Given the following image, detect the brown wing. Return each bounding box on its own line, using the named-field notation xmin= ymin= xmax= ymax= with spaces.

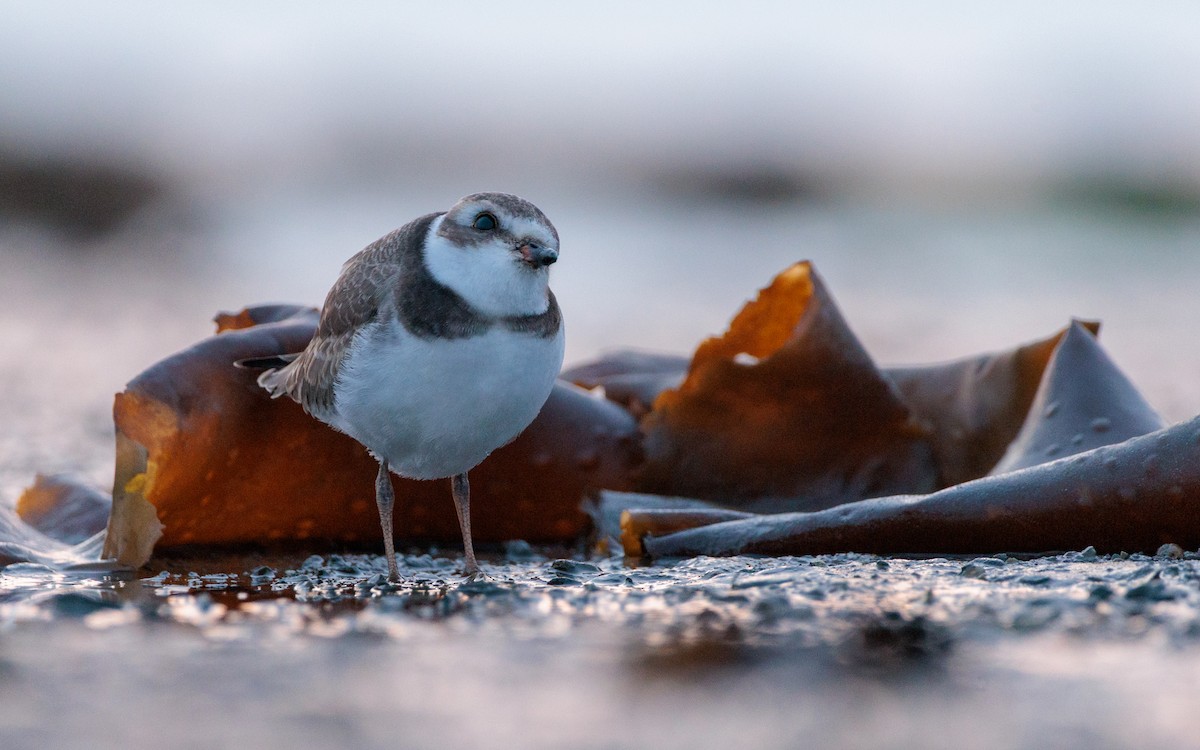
xmin=258 ymin=236 xmax=404 ymax=417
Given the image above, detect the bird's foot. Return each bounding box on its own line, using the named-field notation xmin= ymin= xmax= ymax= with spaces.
xmin=461 ymin=566 xmax=489 ymax=583
xmin=385 ymin=559 xmax=401 ymax=584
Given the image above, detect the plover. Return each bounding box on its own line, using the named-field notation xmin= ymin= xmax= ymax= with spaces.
xmin=251 ymin=193 xmax=564 ymax=581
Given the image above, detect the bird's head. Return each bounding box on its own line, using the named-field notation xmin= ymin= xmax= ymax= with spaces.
xmin=425 ymin=192 xmax=560 ymax=317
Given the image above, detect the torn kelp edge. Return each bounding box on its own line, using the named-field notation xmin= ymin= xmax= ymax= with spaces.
xmin=637 ymin=261 xmax=937 ymax=508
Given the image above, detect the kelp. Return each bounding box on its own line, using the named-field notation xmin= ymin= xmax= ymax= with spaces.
xmin=561 ymin=350 xmax=687 ymax=417
xmin=636 ymin=262 xmax=938 ymax=511
xmin=640 ymin=415 xmax=1200 ymax=558
xmin=628 ymin=321 xmax=1192 ymax=558
xmin=16 ymin=473 xmax=111 ymax=545
xmin=888 ymin=321 xmax=1101 ymax=485
xmin=568 ymin=313 xmax=1099 ymax=493
xmin=101 ymin=305 xmax=641 ymax=567
xmin=5 ymin=257 xmax=1195 ymax=570
xmin=1 ymin=474 xmax=106 ymax=567
xmin=988 ymin=321 xmax=1164 ymax=474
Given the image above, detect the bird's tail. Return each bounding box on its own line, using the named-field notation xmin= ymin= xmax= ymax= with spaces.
xmin=235 ymin=353 xmax=300 ymax=399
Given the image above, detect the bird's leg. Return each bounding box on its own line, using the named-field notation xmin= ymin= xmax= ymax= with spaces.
xmin=451 ymin=472 xmax=481 ymax=578
xmin=376 ymin=460 xmax=400 ymax=582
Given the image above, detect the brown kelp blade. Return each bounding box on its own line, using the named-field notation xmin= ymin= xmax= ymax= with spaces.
xmin=886 ymin=321 xmax=1100 ymax=486
xmin=642 ymin=416 xmax=1200 ymax=558
xmin=620 ymin=507 xmax=753 ymax=559
xmin=561 ymin=350 xmax=688 ymax=416
xmin=584 ymin=490 xmax=742 ymax=555
xmin=102 ymin=304 xmax=640 ymax=568
xmin=0 ymin=507 xmax=70 ymax=566
xmin=620 ymin=322 xmax=1172 ymax=558
xmin=568 ymin=320 xmax=1097 ymax=490
xmin=16 ymin=474 xmax=111 ymax=545
xmin=636 ymin=261 xmax=937 ymax=510
xmin=1 ymin=479 xmax=106 ymax=568
xmin=989 ymin=321 xmax=1164 ymax=474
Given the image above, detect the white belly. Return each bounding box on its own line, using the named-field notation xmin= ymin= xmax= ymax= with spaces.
xmin=330 ymin=319 xmax=564 ymax=480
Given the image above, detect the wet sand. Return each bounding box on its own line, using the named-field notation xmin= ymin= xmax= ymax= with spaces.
xmin=2 ymin=550 xmax=1199 ymax=749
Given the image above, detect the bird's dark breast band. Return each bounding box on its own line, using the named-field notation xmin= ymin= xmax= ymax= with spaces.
xmin=395 ymin=214 xmax=561 ymax=340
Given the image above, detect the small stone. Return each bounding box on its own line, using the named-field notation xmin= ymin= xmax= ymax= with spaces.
xmin=959 ymin=563 xmax=989 ymax=579
xmin=1078 ymin=546 xmax=1098 ymax=561
xmin=1019 ymin=575 xmax=1052 ymax=586
xmin=1156 ymin=543 xmax=1185 ymax=560
xmin=549 ymin=559 xmax=601 ymax=575
xmin=300 ymin=555 xmax=325 ymax=570
xmin=504 ymin=540 xmax=539 ymax=562
xmin=590 ymin=572 xmax=633 ymax=586
xmin=1125 ymin=576 xmax=1181 ymax=602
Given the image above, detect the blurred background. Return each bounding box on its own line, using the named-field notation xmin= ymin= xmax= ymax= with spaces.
xmin=2 ymin=1 xmax=1200 ymax=493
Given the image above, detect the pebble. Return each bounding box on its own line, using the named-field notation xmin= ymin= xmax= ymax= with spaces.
xmin=550 ymin=559 xmax=601 ymax=576
xmin=1125 ymin=578 xmax=1182 ymax=602
xmin=1156 ymin=543 xmax=1185 ymax=560
xmin=960 ymin=563 xmax=989 ymax=579
xmin=49 ymin=592 xmax=123 ymax=618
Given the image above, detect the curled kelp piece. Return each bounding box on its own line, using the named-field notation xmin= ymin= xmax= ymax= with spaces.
xmin=621 ymin=508 xmax=753 ymax=559
xmin=886 ymin=321 xmax=1100 ymax=486
xmin=989 ymin=321 xmax=1164 ymax=474
xmin=585 ymin=490 xmax=730 ymax=553
xmin=561 ymin=350 xmax=688 ymax=416
xmin=16 ymin=474 xmax=111 ymax=545
xmin=637 ymin=261 xmax=936 ymax=510
xmin=102 ymin=305 xmax=640 ymax=568
xmin=642 ymin=416 xmax=1200 ymax=559
xmin=0 ymin=502 xmax=105 ymax=568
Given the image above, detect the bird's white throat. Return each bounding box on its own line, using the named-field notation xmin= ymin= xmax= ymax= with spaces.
xmin=423 ymin=216 xmax=551 ymax=318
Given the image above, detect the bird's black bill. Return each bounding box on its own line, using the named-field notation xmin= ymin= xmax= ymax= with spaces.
xmin=519 ymin=243 xmax=558 ymax=268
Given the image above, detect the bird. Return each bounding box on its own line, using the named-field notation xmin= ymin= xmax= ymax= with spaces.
xmin=249 ymin=193 xmax=564 ymax=582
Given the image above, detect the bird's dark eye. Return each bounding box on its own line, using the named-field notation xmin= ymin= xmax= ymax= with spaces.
xmin=472 ymin=212 xmax=498 ymax=231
